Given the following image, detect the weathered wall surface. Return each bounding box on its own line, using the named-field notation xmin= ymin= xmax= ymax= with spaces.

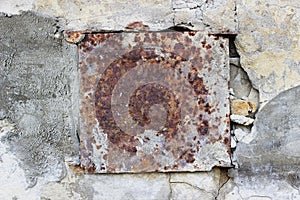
xmin=0 ymin=0 xmax=299 ymax=199
xmin=236 ymin=0 xmax=300 ymax=103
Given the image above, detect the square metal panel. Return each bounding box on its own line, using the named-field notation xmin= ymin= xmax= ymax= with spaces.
xmin=77 ymin=32 xmax=231 ymax=173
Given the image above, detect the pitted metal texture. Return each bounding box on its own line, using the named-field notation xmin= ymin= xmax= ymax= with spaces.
xmin=76 ymin=31 xmax=231 ymax=173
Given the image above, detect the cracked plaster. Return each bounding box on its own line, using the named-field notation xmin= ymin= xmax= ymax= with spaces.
xmin=0 ymin=0 xmax=300 ymax=199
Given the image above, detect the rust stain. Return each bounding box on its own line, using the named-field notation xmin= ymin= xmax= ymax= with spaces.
xmin=64 ymin=31 xmax=86 ymax=44
xmin=77 ymin=32 xmax=231 ymax=173
xmin=68 ymin=164 xmax=85 ymax=174
xmin=125 ymin=21 xmax=150 ymax=31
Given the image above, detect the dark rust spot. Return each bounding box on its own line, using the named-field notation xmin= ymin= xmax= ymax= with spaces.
xmin=186 ymin=153 xmax=195 ymax=163
xmin=223 ymin=137 xmax=229 ymax=145
xmin=180 ymin=150 xmax=196 ymax=163
xmin=206 ymin=44 xmax=212 ymax=49
xmin=186 ymin=67 xmax=208 ymax=96
xmin=173 ymin=163 xmax=179 ymax=169
xmin=214 ymin=35 xmax=220 ymax=40
xmin=64 ymin=31 xmax=85 ymax=44
xmin=188 ymin=32 xmax=196 ymax=36
xmin=201 ymin=39 xmax=206 ymax=48
xmin=79 ymin=33 xmax=116 ymax=53
xmin=129 ymin=83 xmax=181 ymax=141
xmin=68 ymin=164 xmax=85 ymax=174
xmin=125 ymin=21 xmax=150 ymax=31
xmin=87 ymin=163 xmax=96 ymax=173
xmin=197 ymin=119 xmax=209 ymax=136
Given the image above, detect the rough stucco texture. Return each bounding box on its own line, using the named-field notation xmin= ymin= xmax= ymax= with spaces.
xmin=0 ymin=0 xmax=300 ymax=199
xmin=0 ymin=0 xmax=237 ymax=32
xmin=0 ymin=12 xmax=79 ymax=187
xmin=236 ymin=0 xmax=300 ymax=103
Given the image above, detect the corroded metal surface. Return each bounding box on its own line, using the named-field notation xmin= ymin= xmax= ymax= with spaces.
xmin=64 ymin=31 xmax=86 ymax=44
xmin=78 ymin=32 xmax=231 ymax=173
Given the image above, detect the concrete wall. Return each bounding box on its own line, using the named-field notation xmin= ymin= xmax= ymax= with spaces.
xmin=0 ymin=0 xmax=299 ymax=199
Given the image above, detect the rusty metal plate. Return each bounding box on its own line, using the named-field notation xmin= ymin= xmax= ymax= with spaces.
xmin=77 ymin=32 xmax=231 ymax=173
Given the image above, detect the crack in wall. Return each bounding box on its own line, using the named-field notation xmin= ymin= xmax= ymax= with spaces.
xmin=234 ymin=0 xmax=239 ymax=31
xmin=0 ymin=2 xmax=300 ymax=199
xmin=215 ymin=175 xmax=230 ymax=200
xmin=171 ymin=0 xmax=204 ymax=28
xmin=170 ymin=181 xmax=215 ymax=195
xmin=228 ymin=36 xmax=260 ymax=168
xmin=168 ymin=173 xmax=173 ymax=200
xmin=168 ymin=169 xmax=232 ymax=200
xmin=171 ymin=0 xmax=206 ymax=10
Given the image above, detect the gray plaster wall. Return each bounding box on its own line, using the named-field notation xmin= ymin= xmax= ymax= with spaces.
xmin=0 ymin=12 xmax=79 ymax=187
xmin=0 ymin=0 xmax=300 ymax=199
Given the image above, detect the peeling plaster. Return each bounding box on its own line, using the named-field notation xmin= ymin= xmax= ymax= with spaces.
xmin=0 ymin=0 xmax=300 ymax=199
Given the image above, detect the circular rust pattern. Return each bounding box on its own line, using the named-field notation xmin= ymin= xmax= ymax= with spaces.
xmin=95 ymin=47 xmax=209 ymax=153
xmin=129 ymin=83 xmax=180 ymax=141
xmin=77 ymin=32 xmax=233 ymax=173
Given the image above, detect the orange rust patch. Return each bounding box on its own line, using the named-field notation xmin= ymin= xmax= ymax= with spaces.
xmin=68 ymin=163 xmax=85 ymax=174
xmin=64 ymin=31 xmax=86 ymax=44
xmin=125 ymin=21 xmax=150 ymax=31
